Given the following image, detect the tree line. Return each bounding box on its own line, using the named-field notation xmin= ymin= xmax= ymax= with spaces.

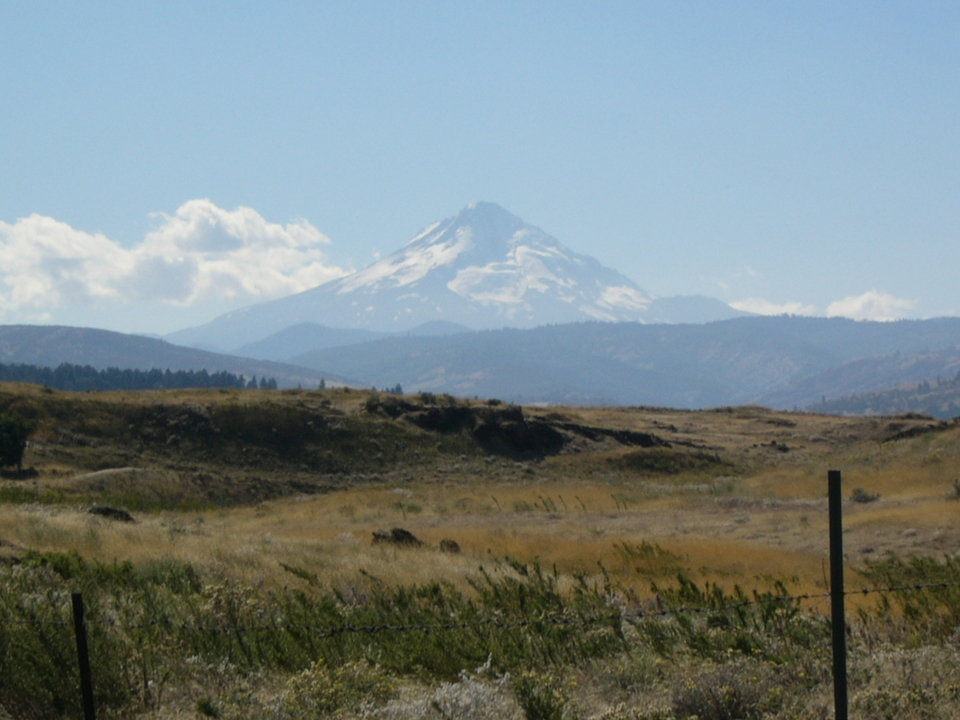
xmin=809 ymin=369 xmax=960 ymax=419
xmin=0 ymin=362 xmax=278 ymax=392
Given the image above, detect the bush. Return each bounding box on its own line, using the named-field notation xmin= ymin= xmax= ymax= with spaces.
xmin=0 ymin=413 xmax=33 ymax=469
xmin=859 ymin=554 xmax=960 ymax=638
xmin=512 ymin=671 xmax=569 ymax=720
xmin=639 ymin=575 xmax=827 ymax=662
xmin=670 ymin=661 xmax=781 ymax=720
xmin=280 ymin=659 xmax=397 ymax=718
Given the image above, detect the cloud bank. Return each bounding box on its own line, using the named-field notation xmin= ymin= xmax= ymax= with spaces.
xmin=826 ymin=290 xmax=918 ymax=322
xmin=729 ymin=298 xmax=816 ymax=316
xmin=0 ymin=200 xmax=346 ymax=329
xmin=732 ymin=291 xmax=918 ymax=322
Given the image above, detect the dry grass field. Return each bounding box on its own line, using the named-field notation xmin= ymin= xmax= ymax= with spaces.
xmin=1 ymin=382 xmax=958 ymax=719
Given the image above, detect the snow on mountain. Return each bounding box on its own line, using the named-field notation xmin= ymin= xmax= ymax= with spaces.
xmin=167 ymin=202 xmax=743 ymax=352
xmin=322 ymin=201 xmax=655 ymax=324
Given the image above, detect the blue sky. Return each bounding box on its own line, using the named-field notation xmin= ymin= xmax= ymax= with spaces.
xmin=1 ymin=1 xmax=958 ymax=333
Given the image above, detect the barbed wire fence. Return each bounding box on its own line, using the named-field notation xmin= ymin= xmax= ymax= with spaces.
xmin=23 ymin=574 xmax=960 ymax=720
xmin=10 ymin=578 xmax=960 ymax=634
xmin=7 ymin=470 xmax=960 ymax=720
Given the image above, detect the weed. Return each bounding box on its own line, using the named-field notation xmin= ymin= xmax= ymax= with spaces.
xmin=857 ymin=554 xmax=960 ymax=639
xmin=670 ymin=660 xmax=780 ymax=720
xmin=280 ymin=658 xmax=397 ymax=718
xmin=638 ymin=575 xmax=826 ymax=662
xmin=513 ymin=671 xmax=570 ymax=720
xmin=612 ymin=540 xmax=685 ymax=578
xmin=196 ymin=696 xmax=221 ymax=717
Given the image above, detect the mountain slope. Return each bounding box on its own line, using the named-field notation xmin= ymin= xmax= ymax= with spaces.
xmin=762 ymin=347 xmax=960 ymax=412
xmin=0 ymin=325 xmax=347 ymax=388
xmin=806 ymin=365 xmax=960 ymax=419
xmin=290 ymin=316 xmax=960 ymax=408
xmin=167 ymin=202 xmax=745 ymax=351
xmin=233 ymin=321 xmax=474 ymax=362
xmin=234 ymin=323 xmax=392 ymax=362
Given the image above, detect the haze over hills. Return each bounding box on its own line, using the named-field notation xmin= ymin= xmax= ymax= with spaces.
xmin=0 ymin=325 xmax=349 ymax=389
xmin=5 ymin=204 xmax=959 ymax=413
xmin=765 ymin=347 xmax=960 ymax=417
xmin=233 ymin=321 xmax=472 ymax=363
xmin=806 ymin=364 xmax=960 ymax=418
xmin=286 ymin=316 xmax=960 ymax=410
xmin=5 ymin=316 xmax=960 ymax=414
xmin=167 ymin=202 xmax=747 ymax=353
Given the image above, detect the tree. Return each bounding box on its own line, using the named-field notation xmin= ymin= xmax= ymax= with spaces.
xmin=0 ymin=414 xmax=34 ymax=471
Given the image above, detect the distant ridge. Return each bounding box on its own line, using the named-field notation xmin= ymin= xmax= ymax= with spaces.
xmin=285 ymin=316 xmax=960 ymax=409
xmin=0 ymin=325 xmax=349 ymax=389
xmin=233 ymin=321 xmax=474 ymax=362
xmin=234 ymin=323 xmax=391 ymax=362
xmin=8 ymin=317 xmax=960 ymax=412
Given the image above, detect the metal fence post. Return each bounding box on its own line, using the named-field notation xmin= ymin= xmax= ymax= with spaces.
xmin=71 ymin=592 xmax=97 ymax=720
xmin=828 ymin=470 xmax=848 ymax=720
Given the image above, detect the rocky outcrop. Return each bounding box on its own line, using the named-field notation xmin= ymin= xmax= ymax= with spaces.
xmin=372 ymin=527 xmax=423 ymax=547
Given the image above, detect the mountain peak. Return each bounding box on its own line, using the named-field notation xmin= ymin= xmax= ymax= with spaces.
xmin=167 ymin=203 xmax=745 ymax=347
xmin=433 ymin=201 xmax=528 ymax=247
xmin=322 ymin=202 xmax=656 ymax=326
xmin=460 ymin=200 xmax=517 ymax=217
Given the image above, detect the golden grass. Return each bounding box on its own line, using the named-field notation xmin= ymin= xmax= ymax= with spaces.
xmin=845 ymin=499 xmax=960 ymax=532
xmin=2 ymin=383 xmax=958 ymax=604
xmin=8 ymin=475 xmax=950 ymax=603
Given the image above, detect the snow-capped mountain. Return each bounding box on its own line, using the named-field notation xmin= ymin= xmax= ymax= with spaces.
xmin=168 ymin=202 xmax=744 ymax=352
xmin=326 ymin=201 xmax=655 ymax=326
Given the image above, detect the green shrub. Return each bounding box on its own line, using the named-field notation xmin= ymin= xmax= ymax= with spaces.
xmin=280 ymin=658 xmax=397 ymax=718
xmin=0 ymin=412 xmax=33 ymax=469
xmin=638 ymin=575 xmax=827 ymax=662
xmin=513 ymin=670 xmax=570 ymax=720
xmin=858 ymin=554 xmax=960 ymax=639
xmin=670 ymin=661 xmax=781 ymax=720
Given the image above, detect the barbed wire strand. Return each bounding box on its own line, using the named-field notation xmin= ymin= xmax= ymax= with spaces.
xmin=4 ymin=578 xmax=956 ymax=634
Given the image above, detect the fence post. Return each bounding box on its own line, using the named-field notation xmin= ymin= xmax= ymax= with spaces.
xmin=71 ymin=592 xmax=97 ymax=720
xmin=828 ymin=470 xmax=848 ymax=720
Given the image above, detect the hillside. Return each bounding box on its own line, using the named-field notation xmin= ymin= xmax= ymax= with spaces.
xmin=808 ymin=369 xmax=960 ymax=418
xmin=290 ymin=316 xmax=960 ymax=408
xmin=9 ymin=317 xmax=960 ymax=413
xmin=232 ymin=321 xmax=472 ymax=362
xmin=2 ymin=379 xmax=956 ymax=513
xmin=0 ymin=324 xmax=350 ymax=389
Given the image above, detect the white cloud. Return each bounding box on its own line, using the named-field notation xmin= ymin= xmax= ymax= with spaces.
xmin=0 ymin=200 xmax=346 ymax=327
xmin=0 ymin=214 xmax=131 ymax=315
xmin=826 ymin=290 xmax=917 ymax=322
xmin=137 ymin=199 xmax=344 ymax=304
xmin=729 ymin=298 xmax=816 ymax=316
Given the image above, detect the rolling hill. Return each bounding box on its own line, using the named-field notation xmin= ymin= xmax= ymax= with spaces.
xmin=0 ymin=325 xmax=348 ymax=389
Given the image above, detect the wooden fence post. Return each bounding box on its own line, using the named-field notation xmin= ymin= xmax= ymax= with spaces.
xmin=71 ymin=592 xmax=97 ymax=720
xmin=828 ymin=470 xmax=848 ymax=720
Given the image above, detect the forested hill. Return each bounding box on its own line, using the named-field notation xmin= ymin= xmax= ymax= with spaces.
xmin=807 ymin=371 xmax=960 ymax=419
xmin=0 ymin=325 xmax=344 ymax=389
xmin=0 ymin=362 xmax=278 ymax=392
